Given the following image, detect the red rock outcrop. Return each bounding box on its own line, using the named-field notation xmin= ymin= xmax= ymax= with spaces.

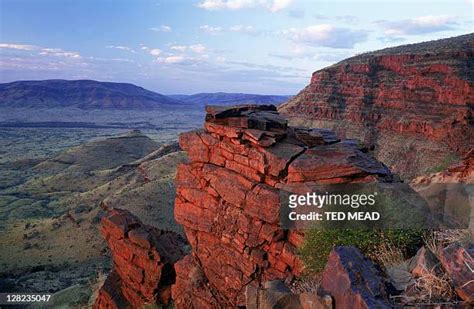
xmin=438 ymin=243 xmax=474 ymax=303
xmin=280 ymin=34 xmax=474 ymax=179
xmin=319 ymin=246 xmax=391 ymax=308
xmin=94 ymin=208 xmax=187 ymax=308
xmin=172 ymin=104 xmax=394 ymax=307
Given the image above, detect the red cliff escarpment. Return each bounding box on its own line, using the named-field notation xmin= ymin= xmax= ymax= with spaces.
xmin=172 ymin=104 xmax=393 ymax=307
xmin=279 ymin=34 xmax=474 ymax=179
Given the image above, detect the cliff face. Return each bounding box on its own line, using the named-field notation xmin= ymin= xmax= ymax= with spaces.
xmin=280 ymin=34 xmax=474 ymax=179
xmin=172 ymin=105 xmax=393 ymax=307
xmin=94 ymin=105 xmax=396 ymax=308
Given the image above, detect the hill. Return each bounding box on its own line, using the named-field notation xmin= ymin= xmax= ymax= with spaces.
xmin=169 ymin=92 xmax=292 ymax=105
xmin=0 ymin=80 xmax=186 ymax=109
xmin=280 ymin=33 xmax=474 ymax=179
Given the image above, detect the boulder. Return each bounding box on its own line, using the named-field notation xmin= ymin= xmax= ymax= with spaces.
xmin=409 ymin=246 xmax=440 ymax=277
xmin=287 ymin=143 xmax=392 ymax=183
xmin=319 ymin=246 xmax=391 ymax=308
xmin=438 ymin=243 xmax=474 ymax=302
xmin=245 ymin=280 xmax=332 ymax=309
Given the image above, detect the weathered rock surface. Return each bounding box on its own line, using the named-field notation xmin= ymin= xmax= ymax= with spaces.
xmin=173 ymin=105 xmax=394 ymax=307
xmin=94 ymin=208 xmax=187 ymax=308
xmin=245 ymin=280 xmax=332 ymax=309
xmin=409 ymin=246 xmax=440 ymax=278
xmin=319 ymin=246 xmax=391 ymax=308
xmin=438 ymin=243 xmax=474 ymax=302
xmin=280 ymin=34 xmax=474 ymax=179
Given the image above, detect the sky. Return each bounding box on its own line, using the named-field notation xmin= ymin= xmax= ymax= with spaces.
xmin=0 ymin=0 xmax=472 ymax=95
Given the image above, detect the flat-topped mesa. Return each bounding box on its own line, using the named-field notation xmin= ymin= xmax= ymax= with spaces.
xmin=173 ymin=105 xmax=394 ymax=308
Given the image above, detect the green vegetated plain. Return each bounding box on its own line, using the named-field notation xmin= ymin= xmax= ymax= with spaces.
xmin=0 ymin=107 xmax=202 ymax=305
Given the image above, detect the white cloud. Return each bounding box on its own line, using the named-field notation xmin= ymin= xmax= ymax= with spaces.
xmin=156 ymin=55 xmax=198 ymax=65
xmin=36 ymin=47 xmax=80 ymax=58
xmin=170 ymin=45 xmax=188 ymax=52
xmin=200 ymin=25 xmax=223 ymax=35
xmin=106 ymin=45 xmax=136 ymax=53
xmin=169 ymin=44 xmax=206 ymax=53
xmin=0 ymin=43 xmax=82 ymax=58
xmin=229 ymin=25 xmax=259 ymax=35
xmin=198 ymin=0 xmax=253 ymax=10
xmin=39 ymin=50 xmax=81 ymax=58
xmin=378 ymin=15 xmax=457 ymax=35
xmin=149 ymin=25 xmax=172 ymax=32
xmin=189 ymin=44 xmax=206 ymax=53
xmin=162 ymin=56 xmax=186 ymax=64
xmin=197 ymin=0 xmax=292 ymax=12
xmin=268 ymin=0 xmax=292 ymax=12
xmin=200 ymin=25 xmax=260 ymax=36
xmin=149 ymin=48 xmax=162 ymax=56
xmin=0 ymin=43 xmax=38 ymax=51
xmin=283 ymin=24 xmax=368 ymax=48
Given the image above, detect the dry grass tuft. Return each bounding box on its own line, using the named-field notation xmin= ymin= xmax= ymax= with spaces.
xmin=373 ymin=241 xmax=405 ymax=268
xmin=424 ymin=230 xmax=472 ymax=255
xmin=290 ymin=274 xmax=321 ymax=294
xmin=410 ymin=267 xmax=456 ymax=302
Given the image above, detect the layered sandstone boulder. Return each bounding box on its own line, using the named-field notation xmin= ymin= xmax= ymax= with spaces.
xmin=280 ymin=34 xmax=474 ymax=179
xmin=94 ymin=208 xmax=187 ymax=308
xmin=173 ymin=104 xmax=394 ymax=307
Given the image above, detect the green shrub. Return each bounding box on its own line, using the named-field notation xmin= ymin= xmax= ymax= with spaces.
xmin=427 ymin=154 xmax=458 ymax=174
xmin=299 ymin=229 xmax=425 ymax=273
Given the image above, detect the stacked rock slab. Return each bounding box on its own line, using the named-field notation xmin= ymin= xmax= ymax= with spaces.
xmin=94 ymin=208 xmax=187 ymax=308
xmin=173 ymin=104 xmax=393 ymax=307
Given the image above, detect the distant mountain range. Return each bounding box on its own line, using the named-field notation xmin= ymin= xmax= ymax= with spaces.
xmin=0 ymin=80 xmax=292 ymax=109
xmin=0 ymin=80 xmax=186 ymax=109
xmin=169 ymin=93 xmax=292 ymax=105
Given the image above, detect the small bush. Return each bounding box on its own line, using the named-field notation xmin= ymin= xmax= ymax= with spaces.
xmin=426 ymin=154 xmax=458 ymax=174
xmin=299 ymin=229 xmax=425 ymax=273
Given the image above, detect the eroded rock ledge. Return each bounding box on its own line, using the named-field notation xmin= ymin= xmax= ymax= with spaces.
xmin=93 ymin=208 xmax=187 ymax=308
xmin=172 ymin=104 xmax=393 ymax=307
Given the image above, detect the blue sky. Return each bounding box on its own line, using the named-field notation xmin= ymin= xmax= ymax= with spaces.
xmin=0 ymin=0 xmax=472 ymax=94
